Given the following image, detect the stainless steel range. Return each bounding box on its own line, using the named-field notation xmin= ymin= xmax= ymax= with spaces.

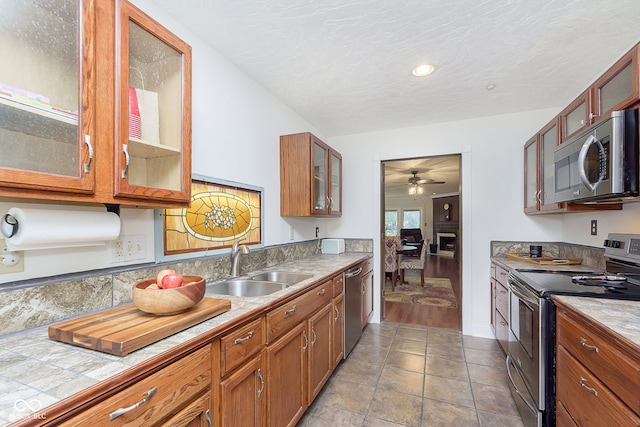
xmin=507 ymin=233 xmax=640 ymax=427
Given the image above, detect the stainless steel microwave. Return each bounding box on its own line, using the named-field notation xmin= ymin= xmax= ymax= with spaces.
xmin=553 ymin=109 xmax=639 ymax=204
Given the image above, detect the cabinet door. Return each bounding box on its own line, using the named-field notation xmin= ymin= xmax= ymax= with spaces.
xmin=538 ymin=118 xmax=564 ymax=212
xmin=523 ymin=135 xmax=539 ymax=213
xmin=332 ymin=293 xmax=345 ymax=368
xmin=0 ymin=0 xmax=96 ymax=194
xmin=329 ymin=150 xmax=342 ymax=216
xmin=115 ymin=0 xmax=191 ymax=204
xmin=267 ymin=322 xmax=307 ymax=427
xmin=220 ymin=354 xmax=265 ymax=427
xmin=560 ymin=90 xmax=590 ymax=142
xmin=308 ymin=304 xmax=332 ymax=402
xmin=311 ymin=136 xmax=329 ymax=215
xmin=361 ymin=269 xmax=374 ymax=328
xmin=161 ymin=392 xmax=212 ymax=427
xmin=592 ymin=44 xmax=640 ymax=119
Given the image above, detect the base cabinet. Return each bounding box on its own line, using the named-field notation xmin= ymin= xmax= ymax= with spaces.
xmin=219 ymin=354 xmax=265 ymax=427
xmin=361 ymin=258 xmax=374 ymax=328
xmin=332 ymin=293 xmax=345 ymax=368
xmin=308 ymin=304 xmax=333 ymax=402
xmin=267 ymin=322 xmax=307 ymax=427
xmin=490 ymin=262 xmax=509 ymax=354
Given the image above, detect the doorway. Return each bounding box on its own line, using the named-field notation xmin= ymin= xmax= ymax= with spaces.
xmin=381 ymin=155 xmax=462 ymax=330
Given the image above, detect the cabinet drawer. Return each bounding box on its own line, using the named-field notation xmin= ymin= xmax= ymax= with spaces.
xmin=557 ymin=345 xmax=640 ymax=426
xmin=220 ymin=317 xmax=264 ymax=377
xmin=557 ymin=310 xmax=640 ymax=411
xmin=495 ymin=310 xmax=508 ymax=354
xmin=267 ymin=281 xmax=332 ymax=343
xmin=332 ymin=273 xmax=344 ymax=298
xmin=362 ymin=258 xmax=373 ymax=274
xmin=556 ymin=401 xmax=579 ymax=427
xmin=495 ymin=265 xmax=509 ymax=288
xmin=495 ymin=281 xmax=509 ymax=320
xmin=61 ymin=346 xmax=211 ymax=426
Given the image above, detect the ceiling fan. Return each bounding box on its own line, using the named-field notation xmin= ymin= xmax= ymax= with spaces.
xmin=406 ymin=170 xmax=445 ymax=186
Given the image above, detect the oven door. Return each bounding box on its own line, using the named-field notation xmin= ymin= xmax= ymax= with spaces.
xmin=508 ymin=282 xmax=541 ymax=407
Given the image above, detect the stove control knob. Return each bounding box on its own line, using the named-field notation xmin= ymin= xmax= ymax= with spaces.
xmin=613 ymin=240 xmax=623 ymax=249
xmin=604 ymin=239 xmax=612 ymax=247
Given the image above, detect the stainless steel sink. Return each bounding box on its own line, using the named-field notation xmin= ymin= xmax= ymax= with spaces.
xmin=208 ymin=279 xmax=287 ymax=297
xmin=249 ymin=271 xmax=313 ymax=285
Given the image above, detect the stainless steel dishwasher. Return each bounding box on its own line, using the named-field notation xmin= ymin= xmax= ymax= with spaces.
xmin=344 ymin=263 xmax=363 ymax=358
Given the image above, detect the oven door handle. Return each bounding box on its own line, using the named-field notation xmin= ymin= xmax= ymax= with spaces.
xmin=506 ymin=354 xmax=538 ymax=416
xmin=509 ymin=285 xmax=539 ymax=310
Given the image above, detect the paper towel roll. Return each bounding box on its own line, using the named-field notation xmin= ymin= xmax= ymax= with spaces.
xmin=3 ymin=207 xmax=121 ymax=251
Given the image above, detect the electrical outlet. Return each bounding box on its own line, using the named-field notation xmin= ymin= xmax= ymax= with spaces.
xmin=590 ymin=219 xmax=598 ymax=236
xmin=124 ymin=236 xmax=135 ymax=261
xmin=112 ymin=237 xmax=124 ymax=262
xmin=132 ymin=235 xmax=145 ymax=260
xmin=289 ymin=226 xmax=294 ymax=240
xmin=0 ymin=239 xmax=24 ymax=274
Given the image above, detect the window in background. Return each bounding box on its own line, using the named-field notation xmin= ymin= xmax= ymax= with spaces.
xmin=402 ymin=210 xmax=421 ymax=229
xmin=385 ymin=210 xmax=398 ymax=236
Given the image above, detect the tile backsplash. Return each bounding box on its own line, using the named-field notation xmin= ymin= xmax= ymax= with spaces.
xmin=0 ymin=238 xmax=372 ymax=336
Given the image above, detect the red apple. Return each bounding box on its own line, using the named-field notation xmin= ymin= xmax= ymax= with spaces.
xmin=161 ymin=273 xmax=184 ymax=289
xmin=156 ymin=269 xmax=176 ymax=287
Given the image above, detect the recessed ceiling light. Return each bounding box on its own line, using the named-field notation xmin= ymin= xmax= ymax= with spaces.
xmin=412 ymin=64 xmax=435 ymax=77
xmin=486 ymin=83 xmax=496 ymax=91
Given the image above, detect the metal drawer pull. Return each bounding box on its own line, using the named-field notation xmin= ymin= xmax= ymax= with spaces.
xmin=579 ymin=376 xmax=598 ymax=396
xmin=317 ymin=289 xmax=326 ymax=296
xmin=302 ymin=331 xmax=308 ymax=352
xmin=285 ymin=305 xmax=297 ymax=315
xmin=257 ymin=368 xmax=265 ymax=398
xmin=311 ymin=327 xmax=317 ymax=346
xmin=121 ymin=144 xmax=130 ymax=179
xmin=580 ymin=337 xmax=599 ymax=352
xmin=233 ymin=330 xmax=254 ymax=345
xmin=334 ymin=306 xmax=339 ymax=321
xmin=83 ymin=135 xmax=93 ymax=173
xmin=109 ymin=387 xmax=157 ymax=420
xmin=206 ymin=409 xmax=213 ymax=427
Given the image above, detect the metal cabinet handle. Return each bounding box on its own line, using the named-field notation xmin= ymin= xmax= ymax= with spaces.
xmin=579 ymin=376 xmax=598 ymax=396
xmin=257 ymin=368 xmax=265 ymax=398
xmin=580 ymin=337 xmax=599 ymax=352
xmin=83 ymin=135 xmax=93 ymax=173
xmin=206 ymin=409 xmax=213 ymax=427
xmin=334 ymin=306 xmax=339 ymax=321
xmin=109 ymin=387 xmax=157 ymax=420
xmin=234 ymin=331 xmax=254 ymax=345
xmin=499 ymin=320 xmax=507 ymax=326
xmin=285 ymin=305 xmax=297 ymax=315
xmin=121 ymin=144 xmax=130 ymax=179
xmin=317 ymin=288 xmax=326 ymax=296
xmin=302 ymin=331 xmax=308 ymax=352
xmin=311 ymin=327 xmax=317 ymax=346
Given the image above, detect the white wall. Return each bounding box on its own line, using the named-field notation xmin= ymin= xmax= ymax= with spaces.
xmin=327 ymin=109 xmax=566 ymax=337
xmin=0 ymin=1 xmax=324 ymax=283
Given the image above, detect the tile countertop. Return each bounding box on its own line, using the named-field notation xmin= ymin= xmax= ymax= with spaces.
xmin=491 ymin=256 xmax=600 ymax=273
xmin=0 ymin=252 xmax=370 ymax=425
xmin=553 ymin=295 xmax=640 ymax=349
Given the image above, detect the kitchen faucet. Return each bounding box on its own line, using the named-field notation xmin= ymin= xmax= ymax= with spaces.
xmin=230 ymin=238 xmax=250 ymax=277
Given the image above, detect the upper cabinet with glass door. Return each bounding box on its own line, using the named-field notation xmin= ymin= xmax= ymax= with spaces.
xmin=115 ymin=0 xmax=192 ymax=204
xmin=280 ymin=132 xmax=342 ymax=217
xmin=0 ymin=0 xmax=95 ymax=194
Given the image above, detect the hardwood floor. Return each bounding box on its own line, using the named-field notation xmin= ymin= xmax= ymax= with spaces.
xmin=383 ymin=254 xmax=461 ymax=330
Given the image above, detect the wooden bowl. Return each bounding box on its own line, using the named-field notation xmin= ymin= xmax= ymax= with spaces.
xmin=132 ymin=275 xmax=206 ymax=315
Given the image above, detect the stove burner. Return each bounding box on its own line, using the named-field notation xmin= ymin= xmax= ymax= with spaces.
xmin=571 ymin=277 xmax=628 ymax=290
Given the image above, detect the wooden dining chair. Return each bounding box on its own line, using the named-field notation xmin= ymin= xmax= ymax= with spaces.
xmin=384 ymin=236 xmax=399 ymax=290
xmin=398 ymin=242 xmax=427 ymax=286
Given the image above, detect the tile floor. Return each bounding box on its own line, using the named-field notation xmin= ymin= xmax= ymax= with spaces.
xmin=298 ymin=322 xmax=525 ymax=426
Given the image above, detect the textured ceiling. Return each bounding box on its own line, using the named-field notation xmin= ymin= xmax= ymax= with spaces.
xmin=384 ymin=156 xmax=460 ymax=197
xmin=148 ymin=0 xmax=640 ymax=137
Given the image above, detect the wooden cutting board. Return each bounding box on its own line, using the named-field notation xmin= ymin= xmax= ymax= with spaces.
xmin=506 ymin=252 xmax=582 ymax=265
xmin=48 ymin=297 xmax=231 ymax=356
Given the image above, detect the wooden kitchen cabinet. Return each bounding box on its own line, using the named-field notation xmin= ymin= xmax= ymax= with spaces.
xmin=332 ymin=272 xmax=345 ymax=368
xmin=560 ymin=89 xmax=591 ymax=142
xmin=59 ymin=345 xmax=212 ymax=426
xmin=361 ymin=257 xmax=374 ymax=328
xmin=556 ymin=304 xmax=640 ymax=426
xmin=308 ymin=304 xmax=333 ymax=402
xmin=280 ymin=132 xmax=342 ymax=217
xmin=0 ymin=0 xmax=192 ymax=208
xmin=219 ymin=354 xmax=265 ymax=427
xmin=490 ymin=262 xmax=509 ymax=354
xmin=267 ymin=322 xmax=307 ymax=427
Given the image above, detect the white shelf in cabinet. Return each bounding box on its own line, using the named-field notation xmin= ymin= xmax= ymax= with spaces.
xmin=128 ymin=137 xmax=181 ymax=158
xmin=0 ymin=96 xmax=77 ymax=142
